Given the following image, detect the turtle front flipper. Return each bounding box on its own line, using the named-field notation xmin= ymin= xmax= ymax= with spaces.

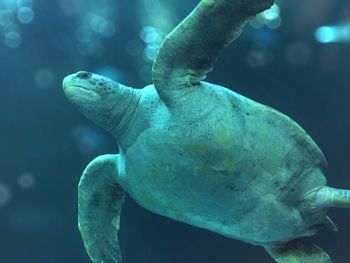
xmin=152 ymin=0 xmax=274 ymax=103
xmin=78 ymin=154 xmax=125 ymax=263
xmin=264 ymin=239 xmax=332 ymax=263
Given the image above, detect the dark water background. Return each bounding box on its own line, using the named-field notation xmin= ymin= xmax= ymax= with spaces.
xmin=1 ymin=0 xmax=350 ymax=262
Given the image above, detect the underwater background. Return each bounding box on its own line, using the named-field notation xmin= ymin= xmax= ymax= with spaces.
xmin=1 ymin=0 xmax=350 ymax=262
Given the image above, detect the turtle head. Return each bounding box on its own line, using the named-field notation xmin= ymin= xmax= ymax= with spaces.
xmin=63 ymin=71 xmax=137 ymax=134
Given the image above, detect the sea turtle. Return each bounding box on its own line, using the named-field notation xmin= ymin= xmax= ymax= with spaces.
xmin=63 ymin=0 xmax=350 ymax=262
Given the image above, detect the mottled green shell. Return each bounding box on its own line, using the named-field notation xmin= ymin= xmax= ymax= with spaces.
xmin=118 ymin=82 xmax=327 ymax=244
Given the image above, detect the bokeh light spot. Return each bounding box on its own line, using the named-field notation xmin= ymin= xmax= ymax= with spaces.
xmin=315 ymin=27 xmax=337 ymax=43
xmin=34 ymin=68 xmax=56 ymax=89
xmin=266 ymin=17 xmax=281 ymax=30
xmin=72 ymin=125 xmax=108 ymax=155
xmin=143 ymin=43 xmax=159 ymax=62
xmin=0 ymin=183 xmax=11 ymax=207
xmin=89 ymin=14 xmax=105 ymax=33
xmin=250 ymin=4 xmax=281 ymax=30
xmin=99 ymin=20 xmax=116 ymax=38
xmin=18 ymin=173 xmax=36 ymax=189
xmin=4 ymin=30 xmax=22 ymax=48
xmin=140 ymin=26 xmax=161 ymax=44
xmin=246 ymin=44 xmax=273 ymax=68
xmin=285 ymin=42 xmax=311 ymax=67
xmin=0 ymin=10 xmax=14 ymax=26
xmin=16 ymin=0 xmax=33 ymax=8
xmin=17 ymin=6 xmax=34 ymax=24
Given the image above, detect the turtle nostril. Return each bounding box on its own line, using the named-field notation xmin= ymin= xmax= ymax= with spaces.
xmin=77 ymin=71 xmax=93 ymax=79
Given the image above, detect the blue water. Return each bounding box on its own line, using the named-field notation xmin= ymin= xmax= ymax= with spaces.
xmin=1 ymin=0 xmax=350 ymax=262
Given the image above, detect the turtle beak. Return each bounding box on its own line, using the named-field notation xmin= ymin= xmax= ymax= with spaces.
xmin=62 ymin=72 xmax=99 ymax=103
xmin=63 ymin=71 xmax=96 ymax=93
xmin=63 ymin=73 xmax=78 ymax=92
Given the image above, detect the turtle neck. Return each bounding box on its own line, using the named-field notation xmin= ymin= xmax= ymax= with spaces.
xmin=107 ymin=85 xmax=141 ymax=139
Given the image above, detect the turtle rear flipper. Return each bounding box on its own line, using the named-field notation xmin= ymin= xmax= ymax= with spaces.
xmin=264 ymin=239 xmax=332 ymax=263
xmin=302 ymin=186 xmax=350 ymax=211
xmin=152 ymin=0 xmax=274 ymax=104
xmin=78 ymin=154 xmax=125 ymax=263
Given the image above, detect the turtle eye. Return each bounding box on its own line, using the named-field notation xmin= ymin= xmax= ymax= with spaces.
xmin=77 ymin=71 xmax=93 ymax=79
